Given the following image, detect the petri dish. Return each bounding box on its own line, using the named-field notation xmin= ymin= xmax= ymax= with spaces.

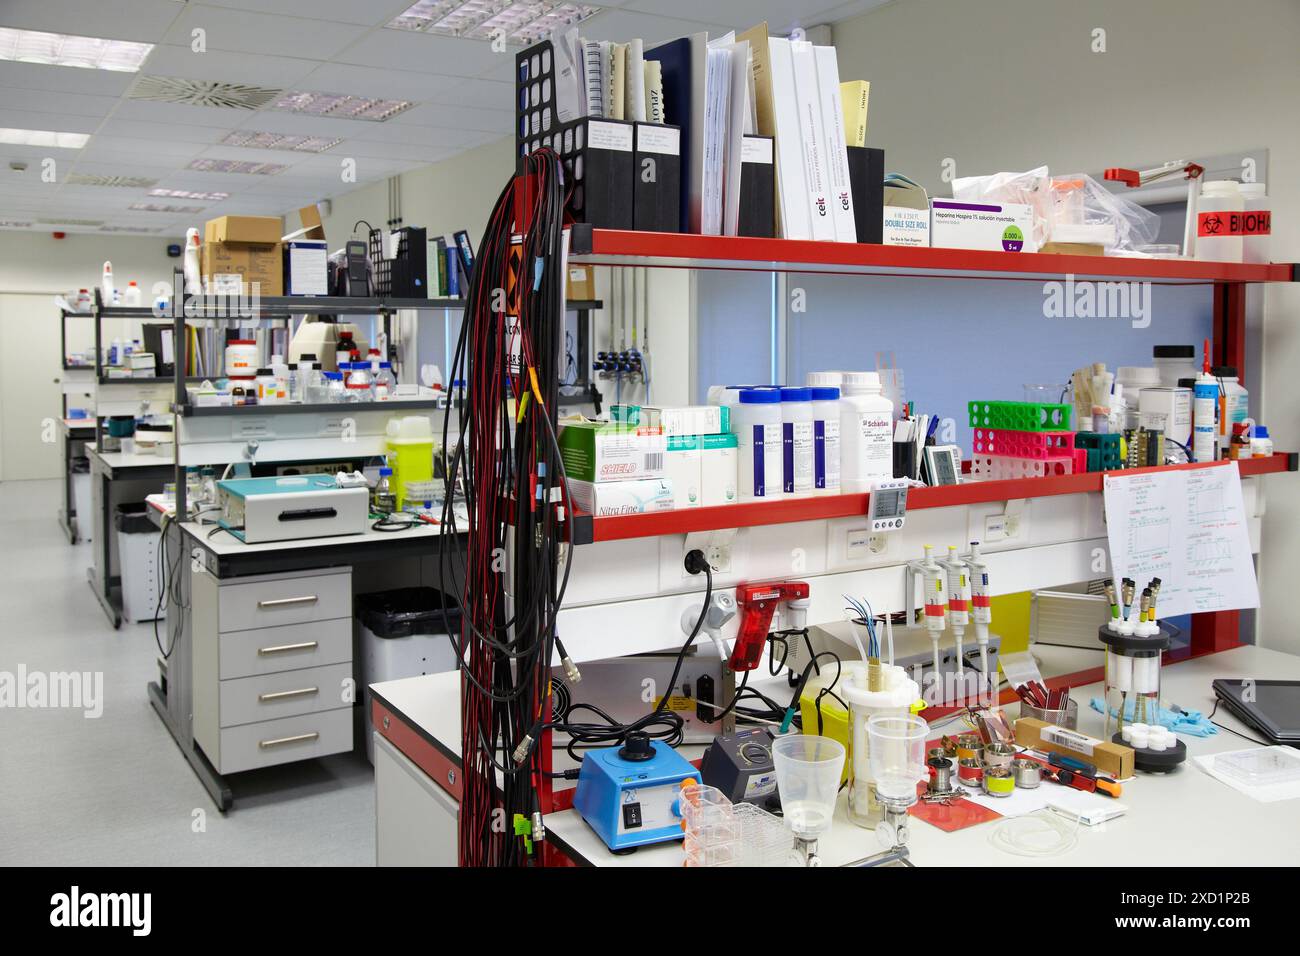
xmin=1215 ymin=747 xmax=1300 ymax=787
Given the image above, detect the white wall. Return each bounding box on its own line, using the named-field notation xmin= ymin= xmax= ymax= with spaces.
xmin=833 ymin=0 xmax=1300 ymax=650
xmin=0 ymin=230 xmax=181 ymax=295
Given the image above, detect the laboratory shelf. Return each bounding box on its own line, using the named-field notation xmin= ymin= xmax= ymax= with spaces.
xmin=568 ymin=226 xmax=1299 ymax=284
xmin=574 ymin=453 xmax=1297 ymax=544
xmin=98 ymin=295 xmax=466 ymax=320
xmin=176 ymin=399 xmax=443 ymax=417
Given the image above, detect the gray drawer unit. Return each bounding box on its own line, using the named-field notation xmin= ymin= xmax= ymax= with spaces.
xmin=216 ymin=567 xmax=352 ymax=633
xmin=219 ymin=618 xmax=352 ymax=680
xmin=218 ymin=662 xmax=355 ymax=728
xmin=215 ymin=708 xmax=354 ymax=775
xmin=193 ymin=566 xmax=354 ymax=775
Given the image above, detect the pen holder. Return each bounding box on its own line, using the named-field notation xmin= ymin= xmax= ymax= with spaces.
xmin=1018 ymin=698 xmax=1079 ymax=730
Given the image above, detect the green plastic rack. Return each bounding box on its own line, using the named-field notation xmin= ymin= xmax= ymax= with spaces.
xmin=968 ymin=401 xmax=1072 ymax=432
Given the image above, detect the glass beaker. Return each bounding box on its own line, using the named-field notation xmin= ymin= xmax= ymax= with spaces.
xmin=865 ymin=714 xmax=928 ymax=808
xmin=771 ymin=735 xmax=845 ymax=841
xmin=1024 ymin=384 xmax=1069 ymax=405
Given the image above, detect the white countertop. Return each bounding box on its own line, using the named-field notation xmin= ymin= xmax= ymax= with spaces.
xmin=87 ymin=445 xmax=174 ymax=470
xmin=179 ymin=514 xmax=445 ymax=555
xmin=375 ymin=644 xmax=1300 ymax=867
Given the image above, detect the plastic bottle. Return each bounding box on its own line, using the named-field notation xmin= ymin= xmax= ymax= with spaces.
xmin=255 ymin=367 xmax=278 ymax=405
xmin=225 ymin=339 xmax=258 ymax=380
xmin=732 ymin=388 xmax=784 ymax=501
xmin=101 ymin=261 xmax=115 ymax=304
xmin=1212 ymin=366 xmax=1248 ymax=450
xmin=345 ymin=362 xmax=372 ymax=402
xmin=335 ymin=330 xmax=357 ymax=371
xmin=324 ymin=371 xmax=346 ymax=403
xmin=183 ymin=227 xmax=202 ymax=293
xmin=780 ymin=386 xmax=814 ymax=497
xmin=809 ymin=386 xmax=841 ymax=495
xmin=270 ymin=354 xmax=290 ymax=402
xmin=123 ymin=281 xmax=141 ymax=307
xmin=76 ymin=289 xmax=91 ymax=311
xmin=372 ymin=467 xmax=396 ymax=515
xmin=1238 ymin=182 xmax=1271 ymax=265
xmin=373 ymin=362 xmax=396 ymax=401
xmin=290 ymin=353 xmax=316 ymax=403
xmin=1153 ymin=345 xmax=1197 ymax=387
xmin=1195 ymin=180 xmax=1244 ymax=263
xmin=305 ymin=362 xmax=327 ymax=403
xmin=839 ymin=371 xmax=894 ymax=491
xmin=1192 ymin=343 xmax=1218 ymax=464
xmin=1252 ymin=425 xmax=1273 ymax=459
xmin=109 ymin=336 xmax=122 ymax=366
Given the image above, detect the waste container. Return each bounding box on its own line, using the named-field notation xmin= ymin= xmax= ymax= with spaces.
xmin=114 ymin=502 xmax=166 ymax=623
xmin=356 ymin=587 xmax=462 ymax=763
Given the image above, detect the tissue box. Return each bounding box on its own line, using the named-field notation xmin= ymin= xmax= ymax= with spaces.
xmin=568 ymin=478 xmax=675 ymax=516
xmin=558 ymin=421 xmax=666 ymax=483
xmin=930 ymin=200 xmax=1038 ymax=253
xmin=638 ymin=404 xmax=728 ymax=436
xmin=700 ymin=433 xmax=738 ymax=506
xmin=664 ymin=435 xmax=702 ymax=508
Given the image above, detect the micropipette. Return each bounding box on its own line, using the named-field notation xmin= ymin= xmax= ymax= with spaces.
xmin=944 ymin=546 xmax=971 ymax=697
xmin=966 ymin=542 xmax=993 ymax=700
xmin=921 ymin=546 xmax=948 ymax=690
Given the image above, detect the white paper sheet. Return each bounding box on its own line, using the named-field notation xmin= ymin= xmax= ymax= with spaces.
xmin=1194 ymin=747 xmax=1300 ymax=803
xmin=1103 ymin=462 xmax=1259 ymax=618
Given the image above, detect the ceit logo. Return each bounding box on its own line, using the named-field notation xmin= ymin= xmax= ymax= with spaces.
xmin=815 ymin=196 xmax=827 ymax=217
xmin=49 ymin=886 xmax=151 ymax=936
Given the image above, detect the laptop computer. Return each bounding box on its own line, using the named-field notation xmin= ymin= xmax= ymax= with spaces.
xmin=1212 ymin=679 xmax=1300 ymax=746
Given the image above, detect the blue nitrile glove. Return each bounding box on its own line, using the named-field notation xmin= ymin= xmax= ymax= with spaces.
xmin=1088 ymin=697 xmax=1217 ymax=737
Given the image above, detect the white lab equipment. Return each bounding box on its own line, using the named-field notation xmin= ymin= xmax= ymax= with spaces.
xmin=771 ymin=734 xmax=844 ymax=866
xmin=809 ymin=386 xmax=841 ymax=494
xmin=841 ymin=662 xmax=920 ymax=830
xmin=733 ymin=388 xmax=784 ymax=501
xmin=779 ymin=387 xmax=814 ymax=497
xmin=838 ymin=371 xmax=894 ymax=491
xmin=865 ymin=713 xmax=928 ymax=852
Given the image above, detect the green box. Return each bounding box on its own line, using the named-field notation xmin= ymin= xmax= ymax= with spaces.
xmin=558 ymin=420 xmax=666 ymax=483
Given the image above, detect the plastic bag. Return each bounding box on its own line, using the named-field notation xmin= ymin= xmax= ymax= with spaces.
xmin=952 ymin=166 xmax=1052 ymax=247
xmin=1046 ymin=174 xmax=1161 ymax=253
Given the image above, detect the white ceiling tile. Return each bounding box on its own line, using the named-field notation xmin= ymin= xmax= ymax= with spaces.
xmin=429 ymin=77 xmax=515 ymax=113
xmin=335 ymin=139 xmax=457 ymax=162
xmin=141 ymin=44 xmax=320 ymax=88
xmin=2 ymin=89 xmax=121 ymax=120
xmin=389 ymin=102 xmax=514 ymax=133
xmin=0 ymin=61 xmax=136 ymax=96
xmin=334 ymin=30 xmax=500 ymax=77
xmin=0 ymin=108 xmax=100 ymax=134
xmin=162 ymin=5 xmax=369 ymax=60
xmin=97 ymin=118 xmax=227 ymax=144
xmin=0 ymin=0 xmax=186 ymax=42
xmin=81 ymin=135 xmax=208 ymax=159
xmin=109 ymin=97 xmax=265 ymax=129
xmin=192 ymin=0 xmax=415 ymax=28
xmin=292 ymin=62 xmax=462 ymax=102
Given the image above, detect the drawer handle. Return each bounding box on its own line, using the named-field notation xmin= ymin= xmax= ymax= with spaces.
xmin=258 ymin=686 xmax=319 ymax=702
xmin=257 ymin=595 xmax=318 ymax=609
xmin=258 ymin=732 xmax=319 ymax=749
xmin=258 ymin=641 xmax=318 ymax=656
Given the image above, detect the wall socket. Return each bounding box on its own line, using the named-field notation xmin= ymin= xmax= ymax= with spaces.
xmin=684 ymin=530 xmax=735 ymax=576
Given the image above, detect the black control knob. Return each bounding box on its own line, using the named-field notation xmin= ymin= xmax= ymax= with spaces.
xmin=618 ymin=732 xmax=655 ymax=762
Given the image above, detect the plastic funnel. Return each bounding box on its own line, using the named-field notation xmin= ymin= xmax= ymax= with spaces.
xmin=866 ymin=714 xmax=929 ymax=804
xmin=772 ymin=734 xmax=845 ymax=839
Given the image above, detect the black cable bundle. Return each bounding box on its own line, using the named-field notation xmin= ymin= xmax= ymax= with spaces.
xmin=438 ymin=150 xmax=573 ymax=867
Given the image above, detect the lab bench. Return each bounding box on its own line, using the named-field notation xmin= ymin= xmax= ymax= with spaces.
xmin=369 ymin=643 xmax=1300 ymax=867
xmin=57 ymin=418 xmax=96 ymax=544
xmin=147 ymin=503 xmax=460 ymax=811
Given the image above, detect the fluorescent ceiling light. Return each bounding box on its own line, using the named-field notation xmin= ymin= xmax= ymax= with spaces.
xmin=0 ymin=220 xmax=33 ymax=228
xmin=188 ymin=158 xmax=287 ymax=175
xmin=0 ymin=27 xmax=153 ymax=72
xmin=129 ymin=202 xmax=203 ymax=213
xmin=221 ymin=130 xmax=342 ymax=153
xmin=67 ymin=173 xmax=157 ymax=187
xmin=270 ymin=91 xmax=412 ymax=122
xmin=388 ymin=0 xmax=598 ymax=44
xmin=149 ymin=188 xmax=230 ymax=201
xmin=0 ymin=127 xmax=89 ymax=149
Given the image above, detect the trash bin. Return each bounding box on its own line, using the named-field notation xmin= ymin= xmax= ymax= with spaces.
xmin=114 ymin=502 xmax=166 ymax=623
xmin=356 ymin=587 xmax=462 ymax=763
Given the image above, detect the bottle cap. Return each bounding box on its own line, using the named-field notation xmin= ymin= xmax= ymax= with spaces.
xmin=379 ymin=467 xmax=392 ymax=476
xmin=806 ymin=371 xmax=843 ymax=388
xmin=300 ymin=352 xmax=317 ymax=361
xmin=1255 ymin=425 xmax=1269 ymax=438
xmin=1210 ymin=365 xmax=1238 ymax=378
xmin=779 ymin=386 xmax=811 ymax=402
xmin=1153 ymin=344 xmax=1195 ymax=358
xmin=739 ymin=388 xmax=780 ymax=404
xmin=809 ymin=386 xmax=840 ymax=401
xmin=256 ymin=367 xmax=272 ymax=376
xmin=841 ymin=370 xmax=882 ymax=391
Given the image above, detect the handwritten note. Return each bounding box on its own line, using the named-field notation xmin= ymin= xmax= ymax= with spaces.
xmin=1103 ymin=463 xmax=1259 ymax=617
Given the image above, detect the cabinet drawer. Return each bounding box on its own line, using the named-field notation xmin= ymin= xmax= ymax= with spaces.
xmin=218 ymin=569 xmax=351 ymax=632
xmin=220 ymin=619 xmax=352 ymax=680
xmin=216 ymin=708 xmax=353 ymax=775
xmin=219 ymin=662 xmax=353 ymax=728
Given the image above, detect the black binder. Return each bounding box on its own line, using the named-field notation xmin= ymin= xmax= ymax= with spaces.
xmin=738 ymin=135 xmax=775 ymax=238
xmin=632 ymin=122 xmax=682 ymax=232
xmin=845 ymin=145 xmax=885 ymax=244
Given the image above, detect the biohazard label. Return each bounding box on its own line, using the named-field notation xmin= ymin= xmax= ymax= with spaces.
xmin=1197 ymin=210 xmax=1271 ymax=237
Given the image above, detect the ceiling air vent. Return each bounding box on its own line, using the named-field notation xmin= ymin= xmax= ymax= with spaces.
xmin=128 ymin=75 xmax=283 ymax=110
xmin=67 ymin=173 xmax=158 ymax=188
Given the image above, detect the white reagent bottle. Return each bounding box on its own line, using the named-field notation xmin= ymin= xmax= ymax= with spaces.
xmin=839 ymin=371 xmax=894 ymax=492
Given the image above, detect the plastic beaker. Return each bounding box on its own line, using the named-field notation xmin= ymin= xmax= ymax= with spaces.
xmin=771 ymin=735 xmax=845 ymax=840
xmin=866 ymin=714 xmax=928 ymax=806
xmin=1024 ymin=384 xmax=1068 ymax=405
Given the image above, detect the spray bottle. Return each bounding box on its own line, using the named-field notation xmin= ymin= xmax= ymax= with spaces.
xmin=1192 ymin=338 xmax=1218 ymax=464
xmin=101 ymin=261 xmax=115 ymax=306
xmin=921 ymin=546 xmax=947 ymax=694
xmin=966 ymin=542 xmax=993 ymax=698
xmin=183 ymin=227 xmax=203 ymax=294
xmin=943 ymin=546 xmax=971 ymax=697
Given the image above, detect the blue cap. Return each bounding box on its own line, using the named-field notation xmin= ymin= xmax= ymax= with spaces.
xmin=379 ymin=467 xmax=393 ymax=476
xmin=323 ymin=371 xmax=343 ymax=381
xmin=780 ymin=387 xmax=811 ymax=402
xmin=1255 ymin=425 xmax=1269 ymax=438
xmin=739 ymin=388 xmax=781 ymax=404
xmin=810 ymin=386 xmax=840 ymax=401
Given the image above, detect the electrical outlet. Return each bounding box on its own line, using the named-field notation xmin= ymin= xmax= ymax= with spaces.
xmin=684 ymin=530 xmax=735 ymax=576
xmin=984 ymin=514 xmax=1009 ymax=542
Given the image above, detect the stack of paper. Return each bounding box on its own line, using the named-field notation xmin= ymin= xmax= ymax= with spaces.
xmin=555 ymin=27 xmax=663 ymax=125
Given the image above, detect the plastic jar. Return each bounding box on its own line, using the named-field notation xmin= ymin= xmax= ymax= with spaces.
xmin=809 ymin=386 xmax=841 ymax=495
xmin=373 ymin=362 xmax=396 ymax=401
xmin=344 ymin=362 xmax=373 ymax=402
xmin=324 ymin=371 xmax=346 ymax=403
xmin=1252 ymin=425 xmax=1273 ymax=458
xmin=1211 ymin=366 xmax=1248 ymax=447
xmin=780 ymin=387 xmax=814 ymax=496
xmin=304 ymin=362 xmax=326 ymax=403
xmin=255 ymin=367 xmax=277 ymax=404
xmin=1238 ymin=182 xmax=1271 ymax=265
xmin=1195 ymin=180 xmax=1244 ymax=263
xmin=732 ymin=388 xmax=784 ymax=501
xmin=839 ymin=371 xmax=894 ymax=491
xmin=225 ymin=339 xmax=258 ymax=379
xmin=1153 ymin=345 xmax=1197 ymax=388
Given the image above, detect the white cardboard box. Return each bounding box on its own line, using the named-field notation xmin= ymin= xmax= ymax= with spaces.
xmin=700 ymin=433 xmax=738 ymax=506
xmin=664 ymin=437 xmax=702 ymax=508
xmin=567 ymin=478 xmax=675 ymax=516
xmin=930 ymin=199 xmax=1038 ymax=253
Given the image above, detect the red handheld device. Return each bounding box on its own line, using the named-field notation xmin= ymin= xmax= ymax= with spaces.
xmin=731 ymin=581 xmax=810 ymax=672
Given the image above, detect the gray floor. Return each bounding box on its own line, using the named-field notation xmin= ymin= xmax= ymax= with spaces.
xmin=0 ymin=478 xmax=376 ymax=866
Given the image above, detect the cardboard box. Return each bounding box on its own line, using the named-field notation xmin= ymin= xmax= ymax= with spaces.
xmin=204 ymin=215 xmax=283 ymax=244
xmin=699 ymin=432 xmax=738 ymax=506
xmin=930 ymin=199 xmax=1039 ymax=253
xmin=639 ymin=404 xmax=728 ymax=436
xmin=882 ymin=174 xmax=930 ymax=247
xmin=1040 ymin=241 xmax=1105 ymax=256
xmin=567 ymin=264 xmax=596 ymax=301
xmin=558 ymin=421 xmax=666 ymax=483
xmin=664 ymin=435 xmax=702 ymax=508
xmin=567 ymin=478 xmax=675 ymax=516
xmin=202 ymin=241 xmax=284 ymax=297
xmin=1014 ymin=717 xmax=1134 ymax=779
